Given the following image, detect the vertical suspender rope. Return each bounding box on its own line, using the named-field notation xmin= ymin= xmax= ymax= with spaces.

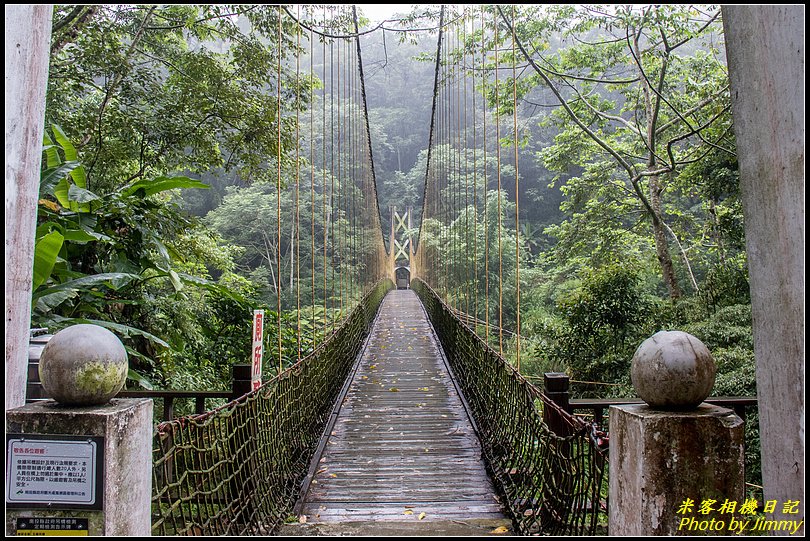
xmin=481 ymin=5 xmax=490 ymax=344
xmin=418 ymin=5 xmax=443 ymax=290
xmin=345 ymin=33 xmax=351 ymax=307
xmin=345 ymin=40 xmax=355 ymax=309
xmin=471 ymin=9 xmax=479 ymax=334
xmin=454 ymin=20 xmax=462 ymax=312
xmin=449 ymin=22 xmax=455 ymax=309
xmin=345 ymin=34 xmax=351 ymax=307
xmin=452 ymin=21 xmax=459 ymax=311
xmin=276 ymin=6 xmax=283 ymax=375
xmin=439 ymin=33 xmax=446 ymax=293
xmin=494 ymin=9 xmax=503 ymax=357
xmin=463 ymin=11 xmax=470 ymax=319
xmin=322 ymin=8 xmax=328 ymax=339
xmin=447 ymin=22 xmax=453 ymax=307
xmin=352 ymin=5 xmax=385 ymax=289
xmin=512 ymin=5 xmax=521 ymax=371
xmin=295 ymin=5 xmax=302 ymax=363
xmin=309 ymin=16 xmax=317 ymax=348
xmin=350 ymin=32 xmax=357 ymax=299
xmin=439 ymin=28 xmax=446 ymax=299
xmin=329 ymin=20 xmax=336 ymax=333
xmin=332 ymin=25 xmax=344 ymax=318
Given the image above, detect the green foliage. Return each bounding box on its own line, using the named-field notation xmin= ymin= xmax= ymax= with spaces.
xmin=534 ymin=264 xmax=650 ymax=389
xmin=32 ymin=127 xmax=256 ymax=390
xmin=47 ymin=5 xmax=313 ymax=193
xmin=559 ymin=265 xmax=647 ymax=346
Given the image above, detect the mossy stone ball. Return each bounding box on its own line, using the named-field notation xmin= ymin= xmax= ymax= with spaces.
xmin=39 ymin=324 xmax=128 ymax=406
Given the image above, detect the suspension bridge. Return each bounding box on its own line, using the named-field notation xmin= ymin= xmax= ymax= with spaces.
xmin=8 ymin=4 xmax=801 ymax=538
xmin=144 ymin=6 xmax=609 ymax=536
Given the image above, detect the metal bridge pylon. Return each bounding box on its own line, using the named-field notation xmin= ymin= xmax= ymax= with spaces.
xmin=389 ymin=206 xmax=412 ymax=289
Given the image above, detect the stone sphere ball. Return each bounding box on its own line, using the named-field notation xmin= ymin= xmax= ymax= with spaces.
xmin=39 ymin=324 xmax=128 ymax=406
xmin=631 ymin=330 xmax=716 ymax=410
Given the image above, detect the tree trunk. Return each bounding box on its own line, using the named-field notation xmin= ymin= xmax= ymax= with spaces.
xmin=636 ymin=28 xmax=681 ymax=301
xmin=5 ymin=5 xmax=53 ymax=410
xmin=724 ymin=6 xmax=805 ymax=530
xmin=649 ymin=173 xmax=682 ymax=299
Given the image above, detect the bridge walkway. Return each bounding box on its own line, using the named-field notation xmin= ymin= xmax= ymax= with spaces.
xmin=284 ymin=289 xmax=511 ymax=535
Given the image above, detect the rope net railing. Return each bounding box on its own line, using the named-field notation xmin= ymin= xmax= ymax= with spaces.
xmin=413 ymin=278 xmax=607 ymax=535
xmin=151 ymin=278 xmax=393 ymax=535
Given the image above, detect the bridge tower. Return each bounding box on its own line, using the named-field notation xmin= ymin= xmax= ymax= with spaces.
xmin=389 ymin=206 xmax=412 ymax=289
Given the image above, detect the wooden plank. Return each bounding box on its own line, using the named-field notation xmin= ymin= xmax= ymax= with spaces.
xmin=298 ymin=290 xmax=507 ymax=525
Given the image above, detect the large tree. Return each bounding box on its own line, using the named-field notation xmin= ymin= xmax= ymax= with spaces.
xmin=498 ymin=5 xmax=733 ymax=299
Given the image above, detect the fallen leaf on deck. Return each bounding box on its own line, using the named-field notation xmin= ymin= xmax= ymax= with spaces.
xmin=403 ymin=509 xmax=414 ymax=515
xmin=490 ymin=526 xmax=509 ymax=534
xmin=389 ymin=387 xmax=399 ymax=392
xmin=418 ymin=512 xmax=426 ymax=520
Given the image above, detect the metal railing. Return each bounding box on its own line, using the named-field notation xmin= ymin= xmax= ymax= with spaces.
xmin=541 ymin=371 xmax=757 ymax=434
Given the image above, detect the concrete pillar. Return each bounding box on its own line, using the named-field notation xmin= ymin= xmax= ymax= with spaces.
xmin=722 ymin=6 xmax=805 ymax=530
xmin=5 ymin=398 xmax=153 ymax=536
xmin=609 ymin=404 xmax=745 ymax=535
xmin=5 ymin=5 xmax=53 ymax=411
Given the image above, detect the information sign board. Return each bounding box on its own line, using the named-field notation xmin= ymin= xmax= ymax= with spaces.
xmin=6 ymin=435 xmax=103 ymax=510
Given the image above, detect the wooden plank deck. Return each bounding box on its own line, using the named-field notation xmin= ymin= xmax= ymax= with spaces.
xmin=292 ymin=289 xmax=509 ymax=533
